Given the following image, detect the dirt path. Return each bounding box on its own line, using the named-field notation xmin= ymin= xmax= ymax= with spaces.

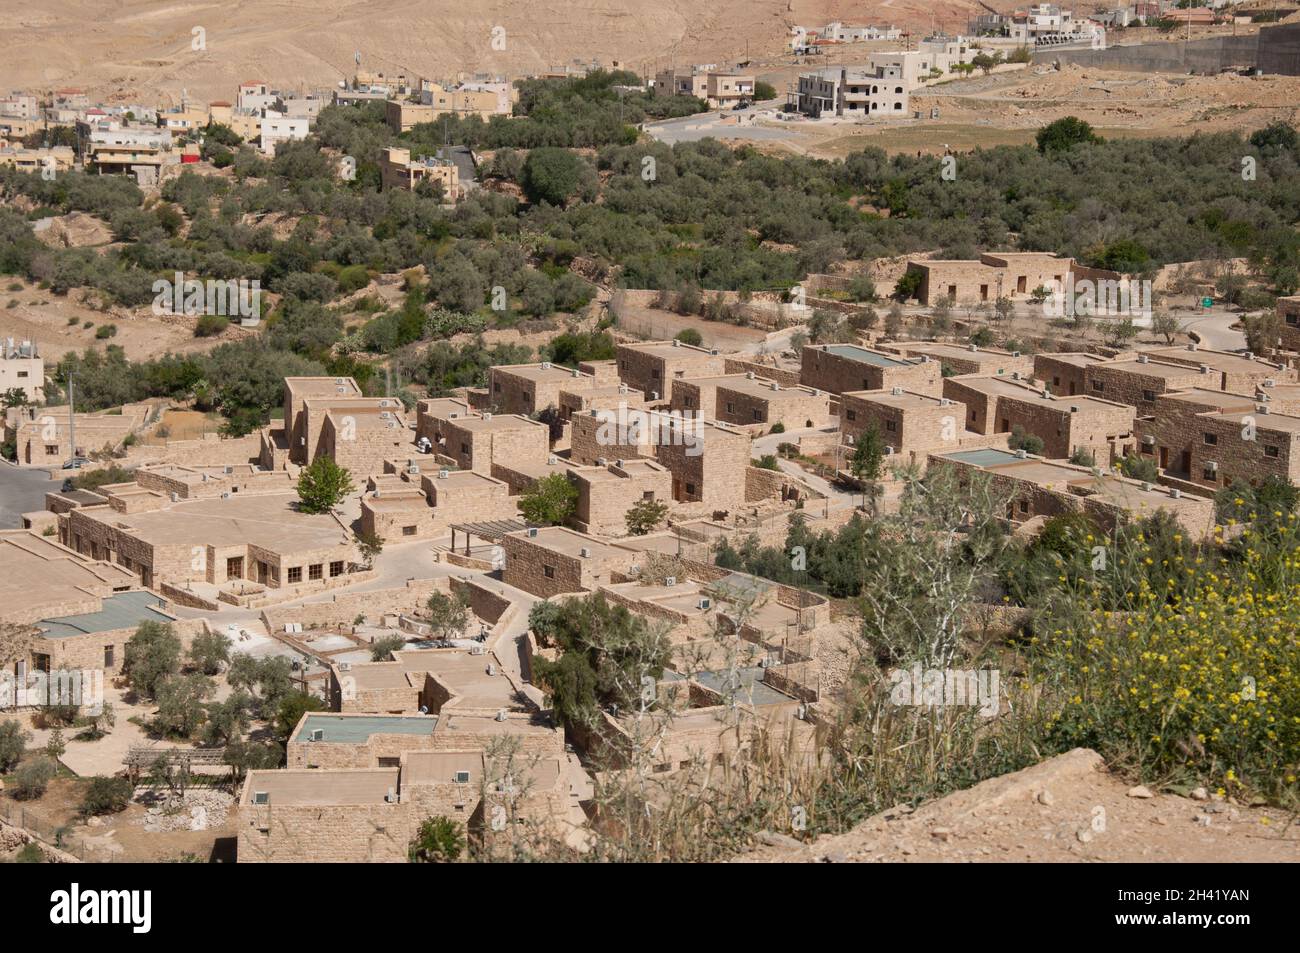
xmin=737 ymin=749 xmax=1300 ymax=862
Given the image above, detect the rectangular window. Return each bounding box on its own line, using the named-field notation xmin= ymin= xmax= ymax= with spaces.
xmin=752 ymin=409 xmax=762 ymax=421
xmin=287 ymin=566 xmax=302 ymax=584
xmin=45 ymin=445 xmax=59 ymax=455
xmin=377 ymin=757 xmax=400 ymax=768
xmin=845 ymin=409 xmax=856 ymax=421
xmin=308 ymin=563 xmax=323 ymax=580
xmin=543 ymin=565 xmax=555 ymax=578
xmin=329 ymin=560 xmax=344 ymax=577
xmin=1202 ymin=467 xmax=1217 ymax=482
xmin=403 ymin=525 xmax=417 ymax=536
xmin=685 ymin=482 xmax=696 ymax=495
xmin=104 ymin=645 xmax=114 ymax=668
xmin=1265 ymin=445 xmax=1280 ymax=458
xmin=726 ymin=402 xmax=734 ymax=414
xmin=1203 ymin=433 xmax=1217 ymax=445
xmin=1091 ymin=381 xmax=1104 ymax=393
xmin=1142 ymin=390 xmax=1156 ymax=402
xmin=886 ymin=420 xmax=897 ymax=432
xmin=461 ymin=442 xmax=469 ymax=454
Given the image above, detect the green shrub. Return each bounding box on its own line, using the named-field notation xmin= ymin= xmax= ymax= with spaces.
xmin=80 ymin=776 xmax=133 ymax=816
xmin=10 ymin=758 xmax=56 ymax=800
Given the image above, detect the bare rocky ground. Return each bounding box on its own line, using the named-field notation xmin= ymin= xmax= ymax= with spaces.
xmin=737 ymin=749 xmax=1300 ymax=863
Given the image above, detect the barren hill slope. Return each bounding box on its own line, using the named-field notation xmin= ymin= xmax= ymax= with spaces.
xmin=0 ymin=0 xmax=999 ymax=104
xmin=737 ymin=750 xmax=1300 ymax=862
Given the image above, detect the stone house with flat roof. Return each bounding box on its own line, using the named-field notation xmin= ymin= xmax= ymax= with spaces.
xmin=800 ymin=343 xmax=941 ymax=397
xmin=615 ymin=340 xmax=726 ymax=403
xmin=501 ymin=526 xmax=640 ymax=598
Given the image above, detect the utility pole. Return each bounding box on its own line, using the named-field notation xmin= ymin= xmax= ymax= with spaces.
xmin=67 ymin=368 xmax=76 ymax=468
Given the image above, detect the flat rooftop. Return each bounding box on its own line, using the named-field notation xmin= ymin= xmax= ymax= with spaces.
xmin=1141 ymin=346 xmax=1281 ymax=374
xmin=844 ymin=389 xmax=956 ymax=410
xmin=951 ymin=376 xmax=1119 ymax=409
xmin=893 ymin=343 xmax=1024 ymax=365
xmin=0 ymin=530 xmax=135 ymax=608
xmin=1038 ymin=352 xmax=1108 ymax=367
xmin=424 ymin=470 xmax=502 ymax=491
xmin=819 ymin=344 xmax=910 ymax=368
xmin=285 ymin=376 xmax=361 ymax=400
xmin=1204 ymin=409 xmax=1300 ymax=433
xmin=392 ymin=650 xmax=517 ymax=708
xmin=452 ymin=414 xmax=543 ymax=433
xmin=509 ymin=525 xmax=628 ymax=559
xmin=39 ymin=590 xmax=172 ymax=639
xmin=1157 ymin=388 xmax=1257 ymax=412
xmin=620 ymin=341 xmax=718 ymax=360
xmin=294 ymin=714 xmax=436 ymax=744
xmin=1099 ymin=360 xmax=1205 ymax=381
xmin=243 ymin=768 xmax=399 ymax=806
xmin=495 ymin=363 xmax=593 ymax=384
xmin=76 ymin=491 xmax=348 ymax=552
xmin=664 ymin=667 xmax=793 ymax=708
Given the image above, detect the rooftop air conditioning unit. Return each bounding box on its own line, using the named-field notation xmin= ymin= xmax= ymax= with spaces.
xmin=542 ymin=361 xmax=552 ymax=370
xmin=596 ymin=457 xmax=608 ymax=466
xmin=385 ymin=788 xmax=397 ymax=803
xmin=470 ymin=644 xmax=484 ymax=655
xmin=482 ymin=412 xmax=492 ymax=420
xmin=449 ymin=412 xmax=458 ymax=419
xmin=547 ymin=454 xmax=557 ymax=465
xmin=309 ymin=728 xmax=324 ymax=742
xmin=1142 ymin=482 xmax=1152 ymax=491
xmin=221 ymin=491 xmax=232 ymax=499
xmin=1012 ymin=372 xmax=1021 ymax=381
xmin=454 ymin=770 xmax=471 ymax=784
xmin=336 ymin=387 xmax=346 ymax=394
xmin=698 ymin=597 xmax=711 ymax=610
xmin=771 ymin=382 xmax=780 ymax=391
xmin=710 ymin=349 xmax=719 ymax=355
xmin=1171 ymin=488 xmax=1182 ymax=499
xmin=1199 ymin=364 xmax=1210 ymax=374
xmin=939 ymin=397 xmax=950 ymax=407
xmin=968 ymin=344 xmax=978 ymax=352
xmin=170 ymin=492 xmax=179 ymax=503
xmin=1244 ymin=351 xmax=1255 ymax=360
xmin=619 ymin=384 xmax=628 ymax=394
xmin=487 ymin=663 xmax=497 ymax=676
xmin=438 ymin=469 xmax=449 ymax=479
xmin=1141 ymin=434 xmax=1155 ymax=446
xmin=1138 ymin=354 xmax=1149 ymax=364
xmin=380 ymin=400 xmax=391 ymax=408
xmin=1015 ymin=448 xmax=1028 ymax=459
xmin=224 ymin=466 xmax=233 ymax=474
xmin=1262 ymin=379 xmax=1275 ymax=388
xmin=664 ymin=575 xmax=677 ymax=586
xmin=1186 ymin=343 xmax=1198 ymax=352
xmin=672 ymin=339 xmax=681 ymax=347
xmin=884 ymin=446 xmax=894 ymax=455
xmin=1258 ymin=405 xmax=1271 ymax=415
xmin=527 ymin=527 xmax=538 ymax=538
xmin=891 ymin=386 xmax=904 ymax=396
xmin=407 ymin=465 xmax=420 ymax=474
xmin=495 ymin=709 xmax=507 ymax=722
xmin=380 ymin=411 xmax=391 ymax=420
xmin=338 ymin=662 xmax=351 ymax=672
xmin=579 ymin=546 xmax=592 ymax=558
xmin=1070 ymin=405 xmax=1080 ymax=413
xmin=746 ymin=371 xmax=755 ymax=380
xmin=335 ymin=377 xmax=346 ymax=384
xmin=1206 ymin=461 xmax=1218 ymax=472
xmin=651 ymin=391 xmax=659 ymax=400
xmin=1012 ymin=351 xmax=1021 ymax=358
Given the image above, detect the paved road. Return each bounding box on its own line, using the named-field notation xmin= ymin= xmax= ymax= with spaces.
xmin=645 ymin=100 xmax=796 ymax=146
xmin=1183 ymin=309 xmax=1246 ymax=352
xmin=0 ymin=462 xmax=58 ymax=528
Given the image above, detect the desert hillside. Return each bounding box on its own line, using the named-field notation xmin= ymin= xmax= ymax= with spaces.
xmin=0 ymin=0 xmax=998 ymax=103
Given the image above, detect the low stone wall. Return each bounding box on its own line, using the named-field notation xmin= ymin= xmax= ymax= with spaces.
xmin=261 ymin=578 xmax=447 ymax=633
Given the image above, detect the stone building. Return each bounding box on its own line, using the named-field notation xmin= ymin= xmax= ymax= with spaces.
xmin=1133 ymin=388 xmax=1300 ymax=489
xmin=900 ymin=252 xmax=1074 ymax=306
xmin=570 ymin=459 xmax=674 ymax=536
xmin=5 ymin=402 xmax=152 ymax=467
xmin=929 ymin=447 xmax=1215 ymax=539
xmin=440 ymin=413 xmax=550 ymax=474
xmin=800 ymin=343 xmax=941 ymax=397
xmin=1084 ymin=356 xmax=1208 ymax=416
xmin=615 ymin=340 xmax=726 ymax=403
xmin=942 ymin=375 xmax=1135 ymax=462
xmin=414 ymin=396 xmax=474 ymax=449
xmin=488 ymin=362 xmax=600 ymax=416
xmin=501 ymin=526 xmax=639 ymax=598
xmin=654 ymin=417 xmax=752 ymax=512
xmin=882 ymin=342 xmax=1034 ymax=379
xmin=315 ymin=404 xmax=411 ymax=478
xmin=1136 ymin=345 xmax=1296 ymax=394
xmin=1034 ymin=352 xmax=1109 ymax=397
xmin=237 ymin=746 xmax=568 ymax=862
xmin=359 ymin=468 xmax=511 ymax=541
xmin=840 ymin=388 xmax=974 ymax=467
xmin=671 ymin=373 xmax=834 ymax=433
xmin=62 ymin=489 xmax=356 ymax=593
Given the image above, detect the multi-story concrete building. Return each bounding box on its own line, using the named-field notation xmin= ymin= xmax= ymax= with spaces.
xmin=943 ymin=375 xmax=1135 ymax=462
xmin=655 ymin=69 xmax=756 ymax=107
xmin=378 ymin=146 xmax=462 ymax=198
xmin=800 ymin=343 xmax=941 ymax=397
xmin=0 ymin=338 xmax=42 ymax=403
xmin=259 ymin=110 xmax=310 ymax=154
xmin=78 ymin=119 xmax=175 ymax=186
xmin=796 ymin=66 xmax=909 ymax=118
xmin=0 ymin=146 xmax=75 ymax=177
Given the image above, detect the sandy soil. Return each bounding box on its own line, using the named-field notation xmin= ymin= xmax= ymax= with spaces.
xmin=737 ymin=748 xmax=1300 ymax=862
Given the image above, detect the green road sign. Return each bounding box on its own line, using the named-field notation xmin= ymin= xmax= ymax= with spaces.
xmin=1202 ymin=297 xmax=1213 ymax=308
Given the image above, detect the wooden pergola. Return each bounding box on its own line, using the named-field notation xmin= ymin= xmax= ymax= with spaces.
xmin=448 ymin=518 xmax=529 ymax=556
